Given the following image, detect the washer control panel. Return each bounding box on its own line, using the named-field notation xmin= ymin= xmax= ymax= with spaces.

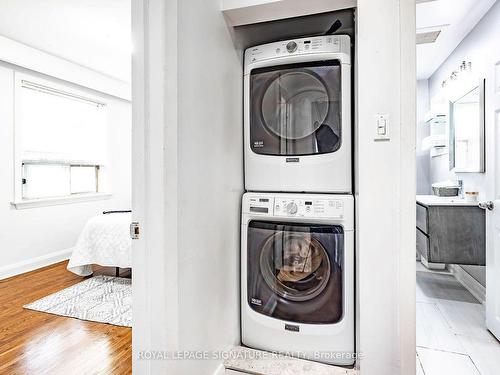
xmin=244 ymin=193 xmax=353 ymax=229
xmin=274 ymin=197 xmax=344 ymax=219
xmin=286 ymin=41 xmax=298 ymax=53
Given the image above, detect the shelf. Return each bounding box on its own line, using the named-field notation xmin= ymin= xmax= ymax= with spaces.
xmin=422 ymin=135 xmax=446 ymax=150
xmin=221 ymin=0 xmax=356 ymax=26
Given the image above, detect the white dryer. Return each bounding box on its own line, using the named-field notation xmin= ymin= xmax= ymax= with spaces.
xmin=244 ymin=35 xmax=352 ymax=193
xmin=241 ymin=192 xmax=355 ymax=365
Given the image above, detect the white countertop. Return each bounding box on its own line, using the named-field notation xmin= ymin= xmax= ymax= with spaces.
xmin=416 ymin=195 xmax=479 ymax=207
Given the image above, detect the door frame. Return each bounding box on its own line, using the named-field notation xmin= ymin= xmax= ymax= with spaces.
xmin=356 ymin=0 xmax=416 ymax=373
xmin=485 ymin=60 xmax=500 ymax=339
xmin=131 ymin=0 xmax=178 ymax=373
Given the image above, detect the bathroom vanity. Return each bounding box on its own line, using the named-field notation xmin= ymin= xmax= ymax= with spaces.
xmin=416 ymin=195 xmax=485 ymax=266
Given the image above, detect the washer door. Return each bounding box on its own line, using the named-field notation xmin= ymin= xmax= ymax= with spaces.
xmin=247 ymin=221 xmax=344 ymax=324
xmin=249 ymin=60 xmax=342 ymax=156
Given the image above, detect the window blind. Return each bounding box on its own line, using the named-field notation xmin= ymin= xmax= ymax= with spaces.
xmin=18 ymin=80 xmax=107 ymax=165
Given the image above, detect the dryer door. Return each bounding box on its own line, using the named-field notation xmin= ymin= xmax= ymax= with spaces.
xmin=249 ymin=60 xmax=342 ymax=156
xmin=247 ymin=220 xmax=344 ymax=324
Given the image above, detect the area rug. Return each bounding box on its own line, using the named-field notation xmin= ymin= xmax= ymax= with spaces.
xmin=24 ymin=275 xmax=131 ymax=327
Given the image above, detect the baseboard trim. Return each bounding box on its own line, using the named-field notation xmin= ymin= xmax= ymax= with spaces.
xmin=420 ymin=255 xmax=446 ymax=270
xmin=448 ymin=264 xmax=486 ymax=304
xmin=0 ymin=248 xmax=72 ymax=280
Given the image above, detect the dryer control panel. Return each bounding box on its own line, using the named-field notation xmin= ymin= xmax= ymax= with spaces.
xmin=244 ymin=35 xmax=351 ymax=69
xmin=274 ymin=197 xmax=344 ymax=219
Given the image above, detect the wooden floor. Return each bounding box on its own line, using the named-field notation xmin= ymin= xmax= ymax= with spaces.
xmin=0 ymin=261 xmax=131 ymax=375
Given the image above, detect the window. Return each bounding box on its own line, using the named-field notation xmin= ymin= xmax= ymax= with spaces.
xmin=22 ymin=163 xmax=99 ymax=199
xmin=14 ymin=74 xmax=108 ymax=203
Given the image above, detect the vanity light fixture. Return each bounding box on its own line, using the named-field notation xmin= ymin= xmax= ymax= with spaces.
xmin=440 ymin=61 xmax=472 ymax=88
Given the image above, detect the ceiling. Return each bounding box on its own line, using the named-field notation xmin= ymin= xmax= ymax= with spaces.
xmin=0 ymin=0 xmax=131 ymax=83
xmin=416 ymin=0 xmax=497 ymax=80
xmin=0 ymin=0 xmax=495 ymax=83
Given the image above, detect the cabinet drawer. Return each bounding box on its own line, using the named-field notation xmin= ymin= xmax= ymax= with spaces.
xmin=416 ymin=228 xmax=429 ymax=259
xmin=416 ymin=203 xmax=428 ymax=233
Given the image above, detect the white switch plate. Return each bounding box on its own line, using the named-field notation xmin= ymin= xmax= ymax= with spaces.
xmin=374 ymin=113 xmax=390 ymax=141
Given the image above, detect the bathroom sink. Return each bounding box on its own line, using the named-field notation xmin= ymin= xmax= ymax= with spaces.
xmin=416 ymin=195 xmax=477 ymax=207
xmin=415 ymin=195 xmax=485 ymax=266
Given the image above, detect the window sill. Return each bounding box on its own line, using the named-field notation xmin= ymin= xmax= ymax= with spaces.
xmin=11 ymin=193 xmax=112 ymax=210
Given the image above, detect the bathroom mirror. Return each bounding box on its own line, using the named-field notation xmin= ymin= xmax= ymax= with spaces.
xmin=449 ymin=79 xmax=485 ymax=172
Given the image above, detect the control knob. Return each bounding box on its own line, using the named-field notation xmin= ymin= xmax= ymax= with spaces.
xmin=286 ymin=202 xmax=298 ymax=214
xmin=286 ymin=41 xmax=298 ymax=53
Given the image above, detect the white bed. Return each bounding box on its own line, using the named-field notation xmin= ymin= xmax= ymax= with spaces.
xmin=67 ymin=212 xmax=132 ymax=276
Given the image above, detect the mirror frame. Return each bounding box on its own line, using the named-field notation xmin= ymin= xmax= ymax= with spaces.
xmin=449 ymin=78 xmax=485 ymax=173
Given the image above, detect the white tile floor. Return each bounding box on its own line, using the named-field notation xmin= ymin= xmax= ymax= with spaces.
xmin=224 ymin=346 xmax=355 ymax=375
xmin=416 ymin=262 xmax=500 ymax=375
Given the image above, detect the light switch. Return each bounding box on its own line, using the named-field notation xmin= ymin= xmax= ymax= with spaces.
xmin=377 ymin=119 xmax=386 ymax=135
xmin=374 ymin=114 xmax=390 ymax=141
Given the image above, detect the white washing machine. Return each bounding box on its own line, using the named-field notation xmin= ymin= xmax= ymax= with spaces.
xmin=241 ymin=192 xmax=355 ymax=365
xmin=244 ymin=35 xmax=352 ymax=193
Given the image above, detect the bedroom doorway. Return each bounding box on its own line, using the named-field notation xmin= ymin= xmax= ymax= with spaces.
xmin=0 ymin=1 xmax=134 ymax=373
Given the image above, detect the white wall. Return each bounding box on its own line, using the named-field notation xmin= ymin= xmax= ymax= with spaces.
xmin=175 ymin=0 xmax=243 ymax=372
xmin=416 ymin=79 xmax=431 ymax=195
xmin=0 ymin=0 xmax=131 ymax=83
xmin=131 ymin=0 xmax=243 ymax=373
xmin=356 ymin=0 xmax=416 ymax=374
xmin=0 ymin=63 xmax=131 ymax=279
xmin=427 ymin=1 xmax=500 ymax=197
xmin=0 ymin=35 xmax=130 ymax=101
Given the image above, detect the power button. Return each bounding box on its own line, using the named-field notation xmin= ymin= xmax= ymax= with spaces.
xmin=286 ymin=41 xmax=298 ymax=53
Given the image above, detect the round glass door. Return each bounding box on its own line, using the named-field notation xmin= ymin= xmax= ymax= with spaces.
xmin=249 ymin=61 xmax=342 ymax=156
xmin=259 ymin=231 xmax=331 ymax=302
xmin=247 ymin=221 xmax=344 ymax=324
xmin=261 ymin=71 xmax=330 ymax=140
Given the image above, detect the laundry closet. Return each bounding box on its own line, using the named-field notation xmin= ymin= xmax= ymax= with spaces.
xmin=132 ymin=0 xmax=416 ymax=374
xmin=239 ymin=20 xmax=355 ymax=364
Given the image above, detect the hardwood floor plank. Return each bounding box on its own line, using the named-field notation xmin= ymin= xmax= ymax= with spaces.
xmin=0 ymin=261 xmax=131 ymax=374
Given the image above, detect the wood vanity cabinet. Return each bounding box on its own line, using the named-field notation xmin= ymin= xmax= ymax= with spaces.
xmin=416 ymin=202 xmax=485 ymax=265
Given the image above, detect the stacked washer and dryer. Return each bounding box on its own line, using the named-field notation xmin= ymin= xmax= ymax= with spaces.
xmin=241 ymin=35 xmax=355 ymax=366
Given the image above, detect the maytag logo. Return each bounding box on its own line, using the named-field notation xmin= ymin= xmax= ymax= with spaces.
xmin=286 ymin=158 xmax=300 ymax=163
xmin=285 ymin=324 xmax=300 ymax=332
xmin=251 ymin=298 xmax=262 ymax=306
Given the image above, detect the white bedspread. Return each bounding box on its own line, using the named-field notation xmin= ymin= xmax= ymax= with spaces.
xmin=67 ymin=213 xmax=132 ymax=276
